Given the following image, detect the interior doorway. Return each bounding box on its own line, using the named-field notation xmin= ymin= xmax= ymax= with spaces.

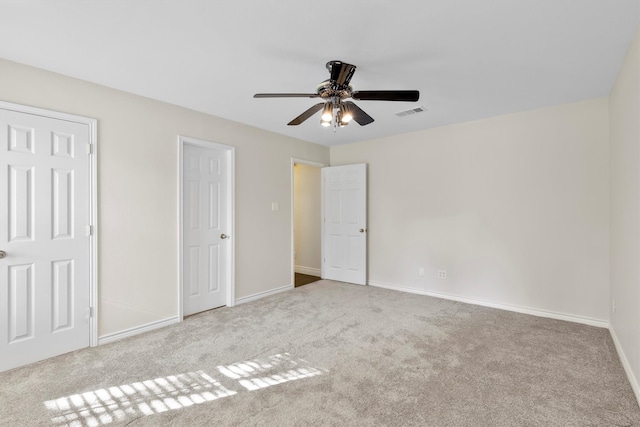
xmin=291 ymin=159 xmax=326 ymax=287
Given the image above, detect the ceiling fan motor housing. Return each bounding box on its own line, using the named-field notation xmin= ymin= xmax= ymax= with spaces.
xmin=316 ymin=81 xmax=353 ymax=102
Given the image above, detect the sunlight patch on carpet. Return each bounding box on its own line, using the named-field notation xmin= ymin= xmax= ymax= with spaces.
xmin=44 ymin=353 xmax=326 ymax=427
xmin=218 ymin=352 xmax=325 ymax=391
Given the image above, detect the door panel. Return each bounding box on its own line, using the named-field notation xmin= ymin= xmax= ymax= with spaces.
xmin=9 ymin=165 xmax=34 ymax=242
xmin=209 ymin=183 xmax=220 ymax=229
xmin=51 ymin=259 xmax=73 ymax=331
xmin=188 ymin=246 xmax=200 ymax=296
xmin=208 ymin=244 xmax=220 ymax=292
xmin=183 ymin=143 xmax=230 ymax=316
xmin=52 ymin=168 xmax=74 ymax=239
xmin=0 ymin=109 xmax=91 ymax=371
xmin=8 ymin=263 xmax=34 ymax=342
xmin=322 ymin=164 xmax=367 ymax=285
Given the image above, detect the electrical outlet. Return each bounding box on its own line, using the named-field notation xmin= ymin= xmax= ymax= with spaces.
xmin=418 ymin=267 xmax=425 ymax=276
xmin=437 ymin=270 xmax=447 ymax=279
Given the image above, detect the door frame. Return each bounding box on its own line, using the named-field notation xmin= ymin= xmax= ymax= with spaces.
xmin=290 ymin=158 xmax=328 ymax=286
xmin=0 ymin=100 xmax=99 ymax=347
xmin=178 ymin=136 xmax=235 ymax=320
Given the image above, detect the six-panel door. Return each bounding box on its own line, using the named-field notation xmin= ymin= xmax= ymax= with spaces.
xmin=183 ymin=143 xmax=229 ymax=315
xmin=0 ymin=109 xmax=91 ymax=372
xmin=322 ymin=164 xmax=367 ymax=285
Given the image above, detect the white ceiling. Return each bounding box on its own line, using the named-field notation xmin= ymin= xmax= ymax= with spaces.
xmin=0 ymin=0 xmax=638 ymax=146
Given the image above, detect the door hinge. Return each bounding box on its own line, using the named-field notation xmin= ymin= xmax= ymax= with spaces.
xmin=87 ymin=144 xmax=93 ymax=155
xmin=86 ymin=225 xmax=93 ymax=236
xmin=89 ymin=307 xmax=95 ymax=318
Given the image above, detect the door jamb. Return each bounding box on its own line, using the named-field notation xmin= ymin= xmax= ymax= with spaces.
xmin=0 ymin=100 xmax=99 ymax=347
xmin=291 ymin=158 xmax=328 ymax=287
xmin=178 ymin=136 xmax=235 ymax=320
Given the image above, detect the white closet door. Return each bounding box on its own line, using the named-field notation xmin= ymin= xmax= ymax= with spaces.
xmin=0 ymin=109 xmax=91 ymax=371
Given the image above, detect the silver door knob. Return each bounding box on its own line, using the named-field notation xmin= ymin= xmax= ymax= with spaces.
xmin=220 ymin=234 xmax=228 ymax=239
xmin=0 ymin=250 xmax=6 ymax=259
xmin=359 ymin=229 xmax=366 ymax=233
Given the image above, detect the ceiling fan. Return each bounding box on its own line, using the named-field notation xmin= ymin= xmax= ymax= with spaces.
xmin=253 ymin=60 xmax=420 ymax=128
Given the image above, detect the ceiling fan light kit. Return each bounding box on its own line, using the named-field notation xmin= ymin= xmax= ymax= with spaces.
xmin=254 ymin=60 xmax=420 ymax=130
xmin=340 ymin=103 xmax=353 ymax=123
xmin=321 ymin=102 xmax=333 ymax=121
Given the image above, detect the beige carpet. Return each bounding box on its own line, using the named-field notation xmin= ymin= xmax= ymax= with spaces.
xmin=1 ymin=280 xmax=639 ymax=426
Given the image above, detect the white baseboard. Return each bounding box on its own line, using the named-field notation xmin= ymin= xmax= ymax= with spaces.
xmin=368 ymin=280 xmax=609 ymax=329
xmin=98 ymin=316 xmax=180 ymax=346
xmin=610 ymin=327 xmax=640 ymax=406
xmin=235 ymin=284 xmax=293 ymax=305
xmin=295 ymin=265 xmax=321 ymax=276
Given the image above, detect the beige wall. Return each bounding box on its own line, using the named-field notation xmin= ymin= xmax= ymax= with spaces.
xmin=331 ymin=98 xmax=610 ymax=323
xmin=294 ymin=163 xmax=322 ymax=273
xmin=610 ymin=27 xmax=640 ymax=400
xmin=0 ymin=58 xmax=329 ymax=337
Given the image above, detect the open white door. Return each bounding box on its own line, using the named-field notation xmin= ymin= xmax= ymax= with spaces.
xmin=321 ymin=164 xmax=367 ymax=285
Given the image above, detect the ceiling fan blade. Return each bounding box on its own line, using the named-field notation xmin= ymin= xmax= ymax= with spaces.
xmin=345 ymin=101 xmax=374 ymax=126
xmin=328 ymin=61 xmax=357 ymax=86
xmin=254 ymin=93 xmax=320 ymax=98
xmin=352 ymin=90 xmax=420 ymax=102
xmin=287 ymin=103 xmax=325 ymax=126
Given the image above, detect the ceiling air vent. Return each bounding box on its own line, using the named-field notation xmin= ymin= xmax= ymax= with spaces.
xmin=395 ymin=106 xmax=426 ymax=117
